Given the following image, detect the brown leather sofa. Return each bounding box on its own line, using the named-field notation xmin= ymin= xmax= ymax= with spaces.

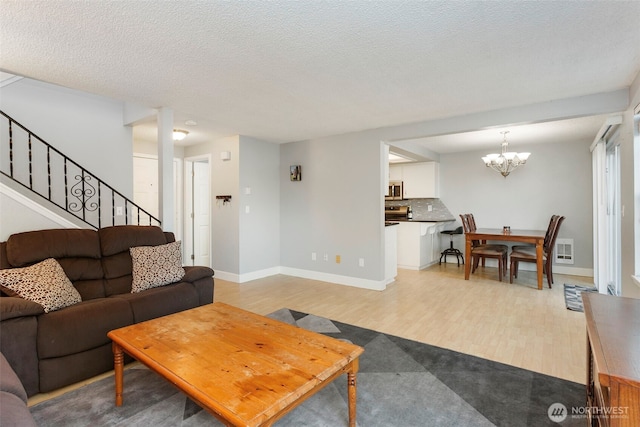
xmin=0 ymin=225 xmax=214 ymax=397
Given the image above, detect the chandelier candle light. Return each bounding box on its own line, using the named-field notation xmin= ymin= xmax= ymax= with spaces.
xmin=482 ymin=131 xmax=530 ymax=177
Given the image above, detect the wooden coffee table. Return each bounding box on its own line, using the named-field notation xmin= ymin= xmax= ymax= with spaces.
xmin=107 ymin=302 xmax=364 ymax=427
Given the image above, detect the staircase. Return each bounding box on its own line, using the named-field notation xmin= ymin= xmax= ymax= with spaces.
xmin=0 ymin=110 xmax=160 ymax=229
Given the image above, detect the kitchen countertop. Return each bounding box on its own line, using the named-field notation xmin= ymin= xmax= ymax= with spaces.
xmin=388 ymin=218 xmax=456 ymax=223
xmin=385 ymin=198 xmax=456 ymax=222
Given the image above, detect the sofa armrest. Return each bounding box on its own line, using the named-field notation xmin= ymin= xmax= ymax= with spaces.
xmin=182 ymin=266 xmax=214 ymax=283
xmin=0 ymin=297 xmax=44 ymax=321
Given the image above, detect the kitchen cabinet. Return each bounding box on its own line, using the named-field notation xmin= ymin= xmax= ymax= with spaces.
xmin=389 ymin=165 xmax=403 ymax=181
xmin=396 ymin=221 xmax=446 ymax=270
xmin=384 ymin=224 xmax=398 ymax=284
xmin=389 ymin=162 xmax=439 ymax=198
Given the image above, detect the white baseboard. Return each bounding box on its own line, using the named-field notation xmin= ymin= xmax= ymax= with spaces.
xmin=212 ymin=270 xmax=240 ymax=283
xmin=280 ymin=267 xmax=387 ymax=291
xmin=213 ymin=262 xmax=591 ymax=289
xmin=239 ymin=267 xmax=282 ymax=283
xmin=214 ymin=265 xmax=387 ymax=291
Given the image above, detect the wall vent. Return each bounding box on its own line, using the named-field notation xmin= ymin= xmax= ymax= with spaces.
xmin=555 ymin=238 xmax=574 ymax=264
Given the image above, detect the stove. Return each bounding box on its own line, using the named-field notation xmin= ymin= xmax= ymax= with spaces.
xmin=385 ymin=205 xmax=409 ymax=221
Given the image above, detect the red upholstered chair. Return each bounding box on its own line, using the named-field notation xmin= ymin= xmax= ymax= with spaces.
xmin=509 ymin=215 xmax=565 ymax=288
xmin=460 ymin=214 xmax=508 ymax=281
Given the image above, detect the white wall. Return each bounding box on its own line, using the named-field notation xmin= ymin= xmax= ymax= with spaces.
xmin=0 ymin=78 xmax=133 ymax=196
xmin=439 ymin=139 xmax=593 ymax=273
xmin=184 ymin=137 xmax=240 ymax=278
xmin=239 ymin=136 xmax=280 ymax=277
xmin=619 ymin=72 xmax=640 ymax=298
xmin=0 ymin=78 xmax=134 ymax=237
xmin=184 ymin=135 xmax=281 ymax=282
xmin=0 ymin=183 xmax=82 ymax=240
xmin=280 ymin=133 xmax=385 ymax=286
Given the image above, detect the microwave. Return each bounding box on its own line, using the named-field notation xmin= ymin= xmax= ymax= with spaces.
xmin=386 ymin=181 xmax=403 ymax=200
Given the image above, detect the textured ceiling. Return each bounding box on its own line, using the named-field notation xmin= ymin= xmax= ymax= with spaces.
xmin=1 ymin=1 xmax=639 ymax=151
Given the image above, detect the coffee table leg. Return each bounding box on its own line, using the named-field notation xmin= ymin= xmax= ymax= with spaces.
xmin=348 ymin=358 xmax=359 ymax=427
xmin=113 ymin=342 xmax=124 ymax=406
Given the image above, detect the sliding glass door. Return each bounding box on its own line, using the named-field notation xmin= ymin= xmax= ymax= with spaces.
xmin=606 ymin=141 xmax=621 ymax=295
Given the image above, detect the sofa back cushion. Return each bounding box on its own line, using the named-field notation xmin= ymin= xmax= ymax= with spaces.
xmin=98 ymin=225 xmax=174 ymax=296
xmin=2 ymin=229 xmax=106 ymax=300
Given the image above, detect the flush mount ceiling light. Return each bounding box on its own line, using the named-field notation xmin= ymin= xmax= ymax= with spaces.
xmin=482 ymin=131 xmax=530 ymax=177
xmin=173 ymin=129 xmax=189 ymax=141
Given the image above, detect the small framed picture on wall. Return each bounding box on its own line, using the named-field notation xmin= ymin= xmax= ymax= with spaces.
xmin=290 ymin=165 xmax=302 ymax=181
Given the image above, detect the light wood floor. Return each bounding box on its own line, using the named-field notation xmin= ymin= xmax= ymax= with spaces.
xmin=215 ymin=264 xmax=591 ymax=385
xmin=28 ymin=264 xmax=590 ymax=406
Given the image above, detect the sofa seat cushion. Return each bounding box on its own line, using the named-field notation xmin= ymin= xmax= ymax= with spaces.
xmin=111 ymin=281 xmax=199 ymax=324
xmin=37 ymin=298 xmax=133 ymax=359
xmin=0 ymin=259 xmax=82 ymax=313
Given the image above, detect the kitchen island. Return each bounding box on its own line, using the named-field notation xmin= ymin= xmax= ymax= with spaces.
xmin=385 ymin=222 xmax=399 ymax=284
xmin=385 ymin=198 xmax=456 ymax=271
xmin=395 ymin=220 xmax=454 ymax=270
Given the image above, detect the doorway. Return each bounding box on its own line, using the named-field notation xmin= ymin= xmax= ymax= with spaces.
xmin=592 ymin=118 xmax=622 ymax=296
xmin=184 ymin=157 xmax=211 ymax=267
xmin=605 ymin=138 xmax=621 ymax=295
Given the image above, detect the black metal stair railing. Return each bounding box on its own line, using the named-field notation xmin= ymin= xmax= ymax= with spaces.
xmin=0 ymin=110 xmax=161 ymax=229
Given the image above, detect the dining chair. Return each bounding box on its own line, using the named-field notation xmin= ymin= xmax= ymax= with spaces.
xmin=460 ymin=214 xmax=508 ymax=281
xmin=509 ymin=215 xmax=565 ymax=288
xmin=467 ymin=213 xmax=509 ymax=267
xmin=511 ymin=214 xmax=560 ymax=253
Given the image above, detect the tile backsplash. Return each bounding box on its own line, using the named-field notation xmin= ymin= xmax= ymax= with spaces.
xmin=386 ymin=198 xmax=456 ymax=222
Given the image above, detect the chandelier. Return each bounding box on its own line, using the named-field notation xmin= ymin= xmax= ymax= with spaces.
xmin=481 ymin=131 xmax=530 ymax=177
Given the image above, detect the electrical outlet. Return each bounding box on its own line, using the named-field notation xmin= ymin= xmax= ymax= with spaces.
xmin=428 ymin=204 xmax=433 ymax=212
xmin=335 ymin=255 xmax=341 ymax=264
xmin=359 ymin=258 xmax=365 ymax=267
xmin=245 ymin=205 xmax=250 ymax=214
xmin=323 ymin=254 xmax=328 ymax=262
xmin=311 ymin=252 xmax=316 ymax=261
xmin=116 ymin=206 xmax=123 ymax=216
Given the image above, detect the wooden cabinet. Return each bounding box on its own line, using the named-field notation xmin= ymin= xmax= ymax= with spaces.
xmin=583 ymin=293 xmax=640 ymax=427
xmin=389 ymin=162 xmax=439 ymax=198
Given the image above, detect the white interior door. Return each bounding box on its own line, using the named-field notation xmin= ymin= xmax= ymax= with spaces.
xmin=133 ymin=155 xmax=159 ymax=219
xmin=184 ymin=157 xmax=211 ymax=267
xmin=193 ymin=160 xmax=210 ymax=267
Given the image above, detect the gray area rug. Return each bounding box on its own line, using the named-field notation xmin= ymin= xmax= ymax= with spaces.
xmin=30 ymin=309 xmax=585 ymax=426
xmin=563 ymin=284 xmax=597 ymax=312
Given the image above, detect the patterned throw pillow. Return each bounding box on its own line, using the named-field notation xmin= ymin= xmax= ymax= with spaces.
xmin=0 ymin=258 xmax=82 ymax=313
xmin=130 ymin=241 xmax=185 ymax=293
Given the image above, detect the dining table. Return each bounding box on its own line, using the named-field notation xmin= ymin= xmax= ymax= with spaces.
xmin=464 ymin=228 xmax=547 ymax=290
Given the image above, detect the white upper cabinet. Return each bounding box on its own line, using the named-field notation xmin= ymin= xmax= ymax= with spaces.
xmin=389 ymin=165 xmax=403 ymax=181
xmin=389 ymin=162 xmax=440 ymax=198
